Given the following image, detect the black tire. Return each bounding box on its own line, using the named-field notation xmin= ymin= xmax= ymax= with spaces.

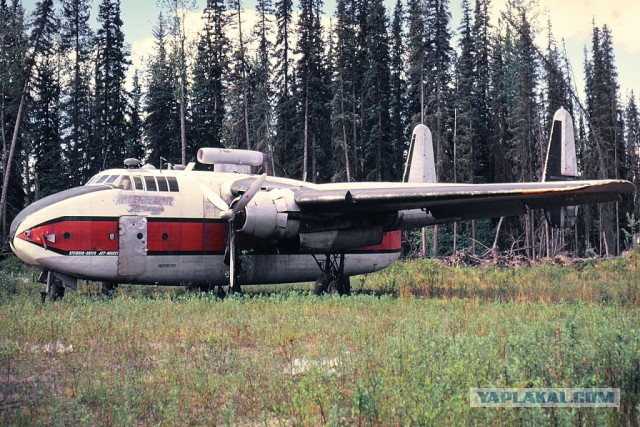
xmin=49 ymin=282 xmax=65 ymax=301
xmin=216 ymin=285 xmax=227 ymax=298
xmin=337 ymin=276 xmax=351 ymax=296
xmin=314 ymin=273 xmax=331 ymax=295
xmin=101 ymin=282 xmax=119 ymax=297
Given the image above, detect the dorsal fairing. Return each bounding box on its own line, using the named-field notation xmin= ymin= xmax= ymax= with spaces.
xmin=197 ymin=148 xmax=265 ymax=174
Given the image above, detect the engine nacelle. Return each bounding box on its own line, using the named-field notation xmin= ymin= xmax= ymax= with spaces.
xmin=237 ymin=189 xmax=300 ymax=240
xmin=299 ymin=226 xmax=383 ymax=252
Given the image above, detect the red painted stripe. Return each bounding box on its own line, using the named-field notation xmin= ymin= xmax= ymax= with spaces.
xmin=18 ymin=220 xmax=118 ymax=252
xmin=19 ymin=218 xmax=401 ymax=254
xmin=147 ymin=221 xmax=227 ymax=252
xmin=359 ymin=230 xmax=402 ymax=251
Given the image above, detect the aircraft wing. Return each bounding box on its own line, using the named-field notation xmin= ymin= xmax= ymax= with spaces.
xmin=289 ymin=179 xmax=634 ymax=221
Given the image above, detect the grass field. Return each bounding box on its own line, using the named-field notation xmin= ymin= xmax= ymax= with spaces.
xmin=0 ymin=252 xmax=638 ymax=425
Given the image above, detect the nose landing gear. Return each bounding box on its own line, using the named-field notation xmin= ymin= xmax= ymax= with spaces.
xmin=40 ymin=271 xmax=65 ymax=302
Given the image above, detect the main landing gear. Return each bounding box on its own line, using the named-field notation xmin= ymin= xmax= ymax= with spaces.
xmin=101 ymin=281 xmax=119 ymax=297
xmin=313 ymin=253 xmax=351 ymax=296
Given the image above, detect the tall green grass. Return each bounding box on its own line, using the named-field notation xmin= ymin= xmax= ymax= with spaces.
xmin=0 ymin=252 xmax=638 ymax=425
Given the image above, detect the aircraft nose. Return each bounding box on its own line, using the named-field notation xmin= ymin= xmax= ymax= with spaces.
xmin=9 ymin=211 xmax=36 ymax=265
xmin=8 ymin=184 xmax=112 ymax=265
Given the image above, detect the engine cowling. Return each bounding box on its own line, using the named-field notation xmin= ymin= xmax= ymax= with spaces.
xmin=236 ymin=188 xmax=300 ymax=241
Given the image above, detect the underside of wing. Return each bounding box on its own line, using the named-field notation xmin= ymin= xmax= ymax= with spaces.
xmin=292 ymin=180 xmax=634 ymax=221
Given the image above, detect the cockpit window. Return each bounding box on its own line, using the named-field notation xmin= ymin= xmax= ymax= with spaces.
xmin=144 ymin=176 xmax=157 ymax=191
xmin=132 ymin=176 xmax=143 ymax=190
xmin=116 ymin=176 xmax=132 ymax=190
xmin=105 ymin=175 xmax=119 ymax=184
xmin=167 ymin=176 xmax=179 ymax=192
xmin=95 ymin=175 xmax=109 ymax=184
xmin=156 ymin=176 xmax=169 ymax=192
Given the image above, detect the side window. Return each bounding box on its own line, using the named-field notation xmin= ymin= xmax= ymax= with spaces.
xmin=144 ymin=176 xmax=157 ymax=191
xmin=156 ymin=176 xmax=169 ymax=192
xmin=167 ymin=177 xmax=179 ymax=192
xmin=132 ymin=176 xmax=143 ymax=190
xmin=95 ymin=175 xmax=108 ymax=184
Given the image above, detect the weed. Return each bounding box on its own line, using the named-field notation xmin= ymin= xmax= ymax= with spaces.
xmin=0 ymin=252 xmax=638 ymax=424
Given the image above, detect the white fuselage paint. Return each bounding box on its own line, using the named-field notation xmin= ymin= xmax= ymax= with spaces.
xmin=10 ymin=168 xmax=401 ymax=286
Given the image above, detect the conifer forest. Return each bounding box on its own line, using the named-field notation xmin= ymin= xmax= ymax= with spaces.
xmin=1 ymin=0 xmax=639 ymax=259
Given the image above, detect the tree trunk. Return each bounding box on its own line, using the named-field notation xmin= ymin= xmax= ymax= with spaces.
xmin=0 ymin=0 xmax=54 ymax=242
xmin=0 ymin=79 xmax=28 ymax=240
xmin=302 ymin=95 xmax=309 ymax=182
xmin=340 ymin=88 xmax=351 ymax=181
xmin=491 ymin=217 xmax=504 ymax=262
xmin=180 ymin=75 xmax=187 ymax=164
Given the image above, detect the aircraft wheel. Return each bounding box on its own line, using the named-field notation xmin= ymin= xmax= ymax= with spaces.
xmin=216 ymin=285 xmax=227 ymax=298
xmin=337 ymin=276 xmax=351 ymax=296
xmin=101 ymin=281 xmax=119 ymax=297
xmin=314 ymin=273 xmax=331 ymax=295
xmin=49 ymin=280 xmax=65 ymax=301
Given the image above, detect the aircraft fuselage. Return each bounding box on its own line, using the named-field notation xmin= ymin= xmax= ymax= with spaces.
xmin=9 ymin=168 xmax=401 ymax=287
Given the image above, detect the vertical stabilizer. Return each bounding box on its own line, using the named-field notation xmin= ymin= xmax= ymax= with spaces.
xmin=543 ymin=107 xmax=578 ymax=182
xmin=543 ymin=107 xmax=578 ymax=227
xmin=403 ymin=124 xmax=437 ymax=183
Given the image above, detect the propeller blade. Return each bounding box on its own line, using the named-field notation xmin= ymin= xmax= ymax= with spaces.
xmin=229 ymin=223 xmax=237 ymax=292
xmin=198 ymin=182 xmax=230 ymax=212
xmin=232 ymin=173 xmax=267 ymax=217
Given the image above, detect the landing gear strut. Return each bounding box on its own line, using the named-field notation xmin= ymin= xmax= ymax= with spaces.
xmin=313 ymin=253 xmax=350 ymax=296
xmin=101 ymin=282 xmax=119 ymax=297
xmin=41 ymin=271 xmax=65 ymax=302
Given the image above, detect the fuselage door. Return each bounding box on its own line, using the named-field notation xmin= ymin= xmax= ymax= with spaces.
xmin=118 ymin=216 xmax=147 ymax=276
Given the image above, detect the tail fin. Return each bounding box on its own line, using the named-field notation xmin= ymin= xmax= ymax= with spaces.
xmin=543 ymin=107 xmax=578 ymax=227
xmin=403 ymin=124 xmax=437 ymax=183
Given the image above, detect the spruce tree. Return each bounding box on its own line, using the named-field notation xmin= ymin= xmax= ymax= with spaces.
xmin=31 ymin=53 xmax=64 ymax=199
xmin=192 ymin=0 xmax=229 ymax=151
xmin=59 ymin=0 xmax=93 ymax=185
xmin=295 ymin=0 xmax=332 ymax=182
xmin=249 ymin=0 xmax=275 ymax=173
xmin=273 ymin=0 xmax=297 ymax=176
xmin=361 ymin=0 xmax=391 ymax=181
xmin=145 ymin=14 xmax=180 ymax=166
xmin=388 ymin=0 xmax=407 ymax=181
xmin=454 ymin=0 xmax=475 ymax=185
xmin=472 ymin=0 xmax=491 ymax=183
xmin=0 ymin=0 xmax=28 ymax=228
xmin=93 ymin=0 xmax=129 ymax=174
xmin=406 ymin=0 xmax=427 ymax=126
xmin=625 ymin=93 xmax=640 ymax=219
xmin=585 ymin=24 xmax=626 ymax=254
xmin=0 ymin=0 xmax=54 ymax=242
xmin=330 ymin=0 xmax=358 ymax=181
xmin=124 ymin=69 xmax=144 ymax=160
